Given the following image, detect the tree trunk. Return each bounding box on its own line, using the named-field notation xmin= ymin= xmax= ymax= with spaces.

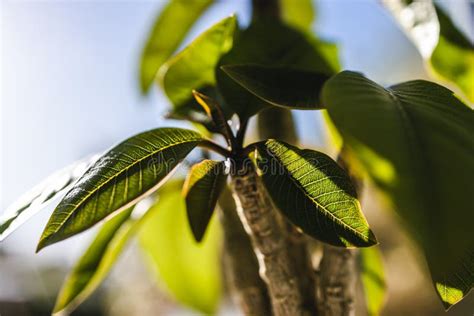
xmin=258 ymin=107 xmax=317 ymax=313
xmin=230 ymin=158 xmax=313 ymax=315
xmin=218 ymin=187 xmax=272 ymax=315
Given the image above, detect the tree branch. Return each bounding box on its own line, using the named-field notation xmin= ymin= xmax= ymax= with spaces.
xmin=218 ymin=187 xmax=271 ymax=315
xmin=230 ymin=158 xmax=312 ymax=315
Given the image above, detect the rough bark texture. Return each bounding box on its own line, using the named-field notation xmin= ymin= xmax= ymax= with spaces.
xmin=230 ymin=158 xmax=312 ymax=315
xmin=318 ymin=246 xmax=356 ymax=316
xmin=218 ymin=188 xmax=271 ymax=315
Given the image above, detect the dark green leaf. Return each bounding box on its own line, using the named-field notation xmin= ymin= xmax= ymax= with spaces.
xmin=53 ymin=208 xmax=134 ymax=314
xmin=280 ymin=0 xmax=315 ymax=32
xmin=222 ymin=65 xmax=329 ymax=109
xmin=217 ymin=18 xmax=336 ymax=119
xmin=255 ymin=139 xmax=376 ymax=248
xmin=160 ymin=15 xmax=236 ymax=113
xmin=359 ymin=246 xmax=386 ymax=316
xmin=37 ymin=128 xmax=203 ymax=251
xmin=0 ymin=155 xmax=99 ymax=241
xmin=322 ymin=71 xmax=474 ymax=308
xmin=183 ymin=160 xmax=227 ymax=242
xmin=139 ymin=180 xmax=221 ymax=313
xmin=139 ymin=0 xmax=213 ymax=93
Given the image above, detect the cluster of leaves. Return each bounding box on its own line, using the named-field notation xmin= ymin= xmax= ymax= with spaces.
xmin=1 ymin=0 xmax=472 ymax=314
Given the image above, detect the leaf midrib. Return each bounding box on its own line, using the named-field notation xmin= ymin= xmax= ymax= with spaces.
xmin=264 ymin=145 xmax=370 ymax=242
xmin=48 ymin=137 xmax=200 ymax=239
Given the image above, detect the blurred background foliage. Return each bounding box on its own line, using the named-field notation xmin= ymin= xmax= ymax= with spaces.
xmin=1 ymin=0 xmax=473 ymax=315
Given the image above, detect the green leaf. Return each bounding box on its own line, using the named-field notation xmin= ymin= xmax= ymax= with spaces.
xmin=139 ymin=180 xmax=221 ymax=314
xmin=37 ymin=128 xmax=203 ymax=252
xmin=322 ymin=71 xmax=474 ymax=309
xmin=358 ymin=246 xmax=386 ymax=316
xmin=430 ymin=5 xmax=474 ymax=103
xmin=139 ymin=0 xmax=213 ymax=93
xmin=183 ymin=160 xmax=227 ymax=242
xmin=217 ymin=18 xmax=336 ymax=119
xmin=280 ymin=0 xmax=315 ymax=32
xmin=0 ymin=154 xmax=99 ymax=242
xmin=53 ymin=208 xmax=134 ymax=314
xmin=255 ymin=139 xmax=376 ymax=248
xmin=221 ymin=65 xmax=329 ymax=109
xmin=160 ymin=15 xmax=236 ymax=114
xmin=192 ymin=90 xmax=233 ymax=142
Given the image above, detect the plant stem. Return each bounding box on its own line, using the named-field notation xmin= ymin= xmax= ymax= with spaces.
xmin=235 ymin=117 xmax=249 ymax=149
xmin=230 ymin=158 xmax=311 ymax=315
xmin=318 ymin=246 xmax=356 ymax=316
xmin=198 ymin=140 xmax=231 ymax=157
xmin=218 ymin=187 xmax=272 ymax=315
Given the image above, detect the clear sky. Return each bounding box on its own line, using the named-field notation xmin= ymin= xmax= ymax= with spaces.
xmin=0 ymin=0 xmax=472 ymax=259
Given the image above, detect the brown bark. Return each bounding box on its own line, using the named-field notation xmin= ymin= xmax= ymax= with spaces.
xmin=218 ymin=187 xmax=271 ymax=315
xmin=318 ymin=246 xmax=356 ymax=316
xmin=230 ymin=158 xmax=313 ymax=315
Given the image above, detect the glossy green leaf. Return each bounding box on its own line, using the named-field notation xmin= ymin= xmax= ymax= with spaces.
xmin=139 ymin=0 xmax=213 ymax=93
xmin=217 ymin=18 xmax=336 ymax=119
xmin=183 ymin=160 xmax=227 ymax=242
xmin=53 ymin=208 xmax=134 ymax=314
xmin=160 ymin=15 xmax=236 ymax=113
xmin=280 ymin=0 xmax=315 ymax=32
xmin=322 ymin=71 xmax=474 ymax=309
xmin=359 ymin=246 xmax=386 ymax=316
xmin=0 ymin=154 xmax=99 ymax=242
xmin=139 ymin=180 xmax=221 ymax=314
xmin=255 ymin=139 xmax=376 ymax=248
xmin=37 ymin=128 xmax=203 ymax=252
xmin=222 ymin=65 xmax=329 ymax=110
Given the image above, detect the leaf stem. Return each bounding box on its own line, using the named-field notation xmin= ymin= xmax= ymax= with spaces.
xmin=198 ymin=139 xmax=232 ymax=157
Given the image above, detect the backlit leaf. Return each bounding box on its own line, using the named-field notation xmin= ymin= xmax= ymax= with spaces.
xmin=255 ymin=139 xmax=376 ymax=248
xmin=53 ymin=208 xmax=134 ymax=314
xmin=183 ymin=160 xmax=227 ymax=242
xmin=160 ymin=15 xmax=236 ymax=114
xmin=139 ymin=0 xmax=213 ymax=93
xmin=430 ymin=5 xmax=474 ymax=103
xmin=37 ymin=128 xmax=202 ymax=251
xmin=358 ymin=246 xmax=386 ymax=316
xmin=280 ymin=0 xmax=315 ymax=33
xmin=0 ymin=154 xmax=99 ymax=241
xmin=322 ymin=71 xmax=474 ymax=308
xmin=139 ymin=180 xmax=221 ymax=314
